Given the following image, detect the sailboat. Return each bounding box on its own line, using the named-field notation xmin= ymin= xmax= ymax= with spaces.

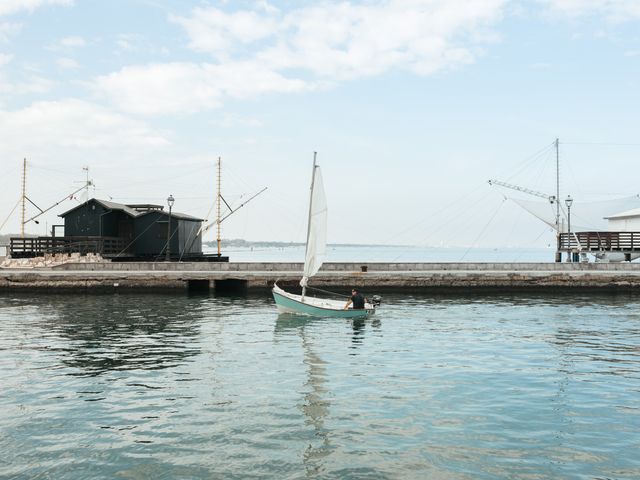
xmin=272 ymin=153 xmax=376 ymax=318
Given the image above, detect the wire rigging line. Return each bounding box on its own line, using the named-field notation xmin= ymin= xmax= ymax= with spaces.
xmin=460 ymin=197 xmax=507 ymax=261
xmin=531 ymin=148 xmax=553 ymax=191
xmin=0 ymin=199 xmax=21 ymax=232
xmin=562 ymin=150 xmax=584 ymax=197
xmin=107 ymin=163 xmax=213 ymax=190
xmin=178 ymin=222 xmax=201 ymax=262
xmin=113 ymin=217 xmax=161 ymax=258
xmin=561 ymin=142 xmax=640 ymax=146
xmin=385 ymin=144 xmax=555 ymax=250
xmin=421 ymin=189 xmax=497 ymax=244
xmin=512 ymin=226 xmax=552 ymax=262
xmin=153 ymin=223 xmax=182 ymax=262
xmin=503 ymin=141 xmax=556 ymax=183
xmin=382 ymin=182 xmax=488 ymax=246
xmin=306 ymin=285 xmax=350 ymax=299
xmin=224 ymin=163 xmax=255 ymax=192
xmin=389 ymin=187 xmax=499 ymax=262
xmin=504 ymin=198 xmax=526 ymax=245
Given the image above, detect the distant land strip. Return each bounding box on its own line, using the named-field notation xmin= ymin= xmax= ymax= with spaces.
xmin=0 ymin=234 xmax=403 ymax=249
xmin=205 ymin=239 xmax=407 ymax=249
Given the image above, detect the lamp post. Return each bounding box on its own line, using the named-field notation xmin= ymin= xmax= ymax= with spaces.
xmin=565 ymin=195 xmax=573 ymax=262
xmin=166 ymin=194 xmax=174 ymax=261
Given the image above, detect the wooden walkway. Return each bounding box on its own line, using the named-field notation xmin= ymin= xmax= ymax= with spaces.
xmin=558 ymin=231 xmax=640 ymax=252
xmin=9 ymin=236 xmax=129 ymax=258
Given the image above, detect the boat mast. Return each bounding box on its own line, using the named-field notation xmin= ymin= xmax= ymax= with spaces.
xmin=555 ymin=138 xmax=560 ymax=232
xmin=217 ymin=156 xmax=222 ymax=257
xmin=302 ymin=151 xmax=318 ymax=299
xmin=555 ymin=137 xmax=561 ymax=262
xmin=20 ymin=158 xmax=26 ymax=239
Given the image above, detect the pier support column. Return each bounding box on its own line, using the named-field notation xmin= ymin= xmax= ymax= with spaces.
xmin=187 ymin=279 xmax=211 ymax=292
xmin=214 ymin=279 xmax=248 ymax=293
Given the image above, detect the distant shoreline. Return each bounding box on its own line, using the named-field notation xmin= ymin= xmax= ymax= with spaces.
xmin=0 ymin=234 xmax=401 ymax=249
xmin=205 ymin=239 xmax=408 ymax=249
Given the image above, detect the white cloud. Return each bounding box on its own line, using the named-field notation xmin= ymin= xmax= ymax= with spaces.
xmin=116 ymin=33 xmax=136 ymax=51
xmin=540 ymin=0 xmax=640 ymax=20
xmin=113 ymin=33 xmax=171 ymax=56
xmin=0 ymin=53 xmax=13 ymax=65
xmin=171 ymin=8 xmax=278 ymax=55
xmin=175 ymin=1 xmax=506 ymax=79
xmin=56 ymin=56 xmax=78 ymax=68
xmin=0 ymin=0 xmax=73 ymax=16
xmin=1 ymin=6 xmax=76 ymax=78
xmin=94 ymin=61 xmax=310 ymax=115
xmin=47 ymin=35 xmax=87 ymax=51
xmin=0 ymin=21 xmax=22 ymax=42
xmin=0 ymin=99 xmax=169 ymax=150
xmin=97 ymin=1 xmax=507 ymax=115
xmin=0 ymin=74 xmax=52 ymax=95
xmin=59 ymin=35 xmax=85 ymax=47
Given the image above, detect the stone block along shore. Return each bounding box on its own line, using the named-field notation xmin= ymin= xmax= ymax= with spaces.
xmin=3 ymin=262 xmax=640 ymax=292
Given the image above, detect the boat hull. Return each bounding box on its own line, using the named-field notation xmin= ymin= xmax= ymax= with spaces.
xmin=272 ymin=284 xmax=374 ymax=319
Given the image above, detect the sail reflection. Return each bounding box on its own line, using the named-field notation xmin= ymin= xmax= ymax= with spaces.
xmin=274 ymin=314 xmax=333 ymax=475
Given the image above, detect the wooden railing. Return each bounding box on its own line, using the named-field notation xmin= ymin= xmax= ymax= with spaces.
xmin=558 ymin=231 xmax=640 ymax=252
xmin=9 ymin=236 xmax=130 ymax=258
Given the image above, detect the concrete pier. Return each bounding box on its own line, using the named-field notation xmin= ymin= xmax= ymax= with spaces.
xmin=3 ymin=262 xmax=640 ymax=291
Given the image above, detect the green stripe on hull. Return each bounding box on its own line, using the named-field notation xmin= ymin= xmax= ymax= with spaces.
xmin=272 ymin=290 xmax=373 ymax=319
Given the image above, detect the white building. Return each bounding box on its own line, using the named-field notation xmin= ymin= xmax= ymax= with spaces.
xmin=605 ymin=208 xmax=640 ymax=231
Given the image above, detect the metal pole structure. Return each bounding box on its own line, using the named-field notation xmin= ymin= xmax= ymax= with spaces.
xmin=21 ymin=158 xmax=26 ymax=238
xmin=301 ymin=152 xmax=318 ymax=300
xmin=83 ymin=166 xmax=90 ymax=201
xmin=555 ymin=138 xmax=561 ymax=262
xmin=217 ymin=157 xmax=222 ymax=257
xmin=24 ymin=182 xmax=93 ymax=226
xmin=567 ymin=203 xmax=571 ymax=262
xmin=565 ymin=195 xmax=573 ymax=262
xmin=166 ymin=195 xmax=174 ymax=261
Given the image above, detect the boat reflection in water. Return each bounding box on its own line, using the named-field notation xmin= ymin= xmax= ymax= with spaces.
xmin=274 ymin=314 xmax=331 ymax=475
xmin=274 ymin=312 xmax=381 ymax=476
xmin=2 ymin=290 xmax=639 ymax=478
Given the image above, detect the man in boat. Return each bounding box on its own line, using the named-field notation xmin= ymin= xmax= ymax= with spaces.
xmin=344 ymin=288 xmax=365 ymax=310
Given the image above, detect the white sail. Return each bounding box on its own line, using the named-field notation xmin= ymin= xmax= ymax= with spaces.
xmin=300 ymin=166 xmax=327 ymax=288
xmin=512 ymin=195 xmax=640 ymax=233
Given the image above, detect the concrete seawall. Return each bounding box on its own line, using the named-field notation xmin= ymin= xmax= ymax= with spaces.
xmin=3 ymin=262 xmax=640 ymax=291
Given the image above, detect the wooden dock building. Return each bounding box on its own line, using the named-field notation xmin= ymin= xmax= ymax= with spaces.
xmin=9 ymin=198 xmax=204 ymax=260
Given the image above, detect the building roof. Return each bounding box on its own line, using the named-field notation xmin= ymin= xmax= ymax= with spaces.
xmin=59 ymin=198 xmax=204 ymax=221
xmin=126 ymin=204 xmax=164 ymax=210
xmin=605 ymin=207 xmax=640 ymax=220
xmin=138 ymin=210 xmax=204 ymax=222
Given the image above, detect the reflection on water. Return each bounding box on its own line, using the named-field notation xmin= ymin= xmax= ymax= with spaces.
xmin=30 ymin=295 xmax=204 ymax=376
xmin=1 ymin=291 xmax=640 ymax=479
xmin=350 ymin=318 xmax=366 ymax=350
xmin=300 ymin=323 xmax=332 ymax=477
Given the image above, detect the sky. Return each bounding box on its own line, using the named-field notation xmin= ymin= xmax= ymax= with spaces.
xmin=1 ymin=0 xmax=639 ymax=248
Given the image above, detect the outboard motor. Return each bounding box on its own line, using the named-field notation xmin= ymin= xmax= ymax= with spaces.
xmin=369 ymin=295 xmax=382 ymax=307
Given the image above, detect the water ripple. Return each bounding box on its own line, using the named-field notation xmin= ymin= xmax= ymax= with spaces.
xmin=1 ymin=292 xmax=639 ymax=478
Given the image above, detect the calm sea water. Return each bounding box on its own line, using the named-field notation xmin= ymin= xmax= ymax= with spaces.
xmin=1 ymin=291 xmax=639 ymax=479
